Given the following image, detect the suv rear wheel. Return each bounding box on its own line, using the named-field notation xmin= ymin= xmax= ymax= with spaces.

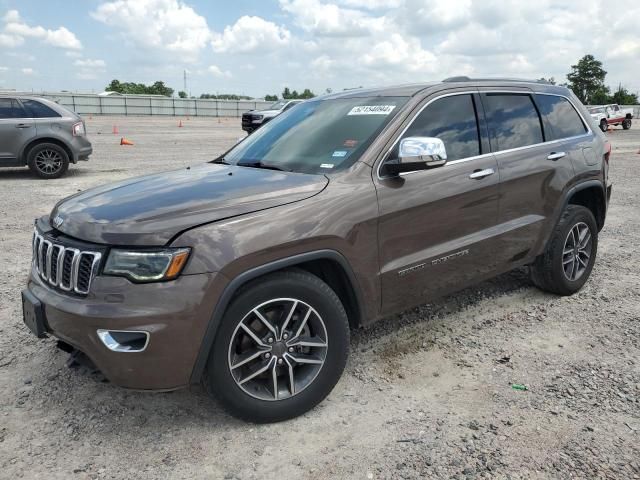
xmin=204 ymin=269 xmax=350 ymax=423
xmin=27 ymin=143 xmax=70 ymax=179
xmin=530 ymin=205 xmax=598 ymax=296
xmin=622 ymin=118 xmax=632 ymax=130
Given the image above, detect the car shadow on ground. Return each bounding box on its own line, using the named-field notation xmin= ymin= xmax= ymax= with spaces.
xmin=0 ymin=167 xmax=90 ymax=181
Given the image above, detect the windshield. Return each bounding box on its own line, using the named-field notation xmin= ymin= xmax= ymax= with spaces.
xmin=589 ymin=107 xmax=604 ymax=114
xmin=225 ymin=96 xmax=408 ymax=174
xmin=269 ymin=100 xmax=288 ymax=110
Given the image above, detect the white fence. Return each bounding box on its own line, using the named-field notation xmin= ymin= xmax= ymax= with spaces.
xmin=23 ymin=92 xmax=273 ymax=117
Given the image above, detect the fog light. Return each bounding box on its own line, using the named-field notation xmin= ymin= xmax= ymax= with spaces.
xmin=97 ymin=329 xmax=149 ymax=352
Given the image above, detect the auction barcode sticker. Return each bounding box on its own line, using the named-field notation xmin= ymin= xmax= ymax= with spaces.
xmin=347 ymin=105 xmax=396 ymax=115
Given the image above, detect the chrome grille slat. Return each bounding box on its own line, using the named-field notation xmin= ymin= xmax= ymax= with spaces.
xmin=31 ymin=229 xmax=101 ymax=296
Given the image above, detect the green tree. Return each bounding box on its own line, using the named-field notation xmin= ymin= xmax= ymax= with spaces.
xmin=590 ymin=86 xmax=611 ymax=105
xmin=282 ymin=87 xmax=292 ymax=99
xmin=264 ymin=94 xmax=278 ymax=101
xmin=105 ymin=79 xmax=123 ymax=93
xmin=178 ymin=90 xmax=187 ymax=98
xmin=104 ymin=79 xmax=174 ymax=97
xmin=537 ymin=77 xmax=556 ymax=85
xmin=300 ymin=88 xmax=315 ymax=99
xmin=610 ymin=84 xmax=639 ymax=105
xmin=291 ymin=90 xmax=299 ymax=98
xmin=566 ymin=55 xmax=608 ymax=105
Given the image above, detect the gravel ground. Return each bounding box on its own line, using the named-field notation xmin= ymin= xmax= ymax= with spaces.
xmin=0 ymin=116 xmax=638 ymax=479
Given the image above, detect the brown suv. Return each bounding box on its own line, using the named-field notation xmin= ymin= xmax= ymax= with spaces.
xmin=22 ymin=78 xmax=612 ymax=422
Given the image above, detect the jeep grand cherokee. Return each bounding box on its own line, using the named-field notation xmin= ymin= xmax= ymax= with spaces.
xmin=22 ymin=77 xmax=612 ymax=423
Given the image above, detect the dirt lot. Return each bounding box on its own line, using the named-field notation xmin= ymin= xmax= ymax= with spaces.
xmin=0 ymin=116 xmax=638 ymax=479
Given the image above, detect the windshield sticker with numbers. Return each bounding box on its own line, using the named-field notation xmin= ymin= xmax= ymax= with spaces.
xmin=347 ymin=105 xmax=396 ymax=116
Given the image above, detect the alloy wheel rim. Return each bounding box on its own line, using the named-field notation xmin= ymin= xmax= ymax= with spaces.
xmin=562 ymin=222 xmax=592 ymax=281
xmin=228 ymin=298 xmax=328 ymax=401
xmin=35 ymin=149 xmax=63 ymax=174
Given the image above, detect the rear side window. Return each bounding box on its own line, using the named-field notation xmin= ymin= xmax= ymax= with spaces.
xmin=0 ymin=98 xmax=28 ymax=119
xmin=482 ymin=94 xmax=543 ymax=151
xmin=536 ymin=95 xmax=587 ymax=140
xmin=400 ymin=94 xmax=480 ymax=161
xmin=21 ymin=99 xmax=61 ymax=118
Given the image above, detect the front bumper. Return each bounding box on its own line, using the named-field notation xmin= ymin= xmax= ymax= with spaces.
xmin=24 ymin=267 xmax=224 ymax=390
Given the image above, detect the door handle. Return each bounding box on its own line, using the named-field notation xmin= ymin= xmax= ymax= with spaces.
xmin=547 ymin=151 xmax=566 ymax=161
xmin=469 ymin=168 xmax=495 ymax=179
xmin=15 ymin=123 xmax=32 ymax=129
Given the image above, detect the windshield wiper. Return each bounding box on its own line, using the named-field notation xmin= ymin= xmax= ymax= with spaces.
xmin=237 ymin=161 xmax=291 ymax=172
xmin=212 ymin=157 xmax=230 ymax=165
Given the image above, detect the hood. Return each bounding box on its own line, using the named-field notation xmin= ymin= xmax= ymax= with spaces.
xmin=51 ymin=163 xmax=328 ymax=246
xmin=255 ymin=109 xmax=281 ymax=117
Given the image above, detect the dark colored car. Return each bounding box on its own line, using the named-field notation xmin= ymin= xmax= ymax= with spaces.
xmin=241 ymin=99 xmax=303 ymax=133
xmin=22 ymin=77 xmax=612 ymax=422
xmin=0 ymin=95 xmax=92 ymax=178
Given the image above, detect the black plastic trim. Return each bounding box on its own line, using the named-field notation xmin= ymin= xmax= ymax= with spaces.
xmin=189 ymin=249 xmax=364 ymax=384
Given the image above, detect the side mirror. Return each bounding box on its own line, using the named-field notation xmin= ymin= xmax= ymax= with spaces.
xmin=386 ymin=137 xmax=448 ymax=175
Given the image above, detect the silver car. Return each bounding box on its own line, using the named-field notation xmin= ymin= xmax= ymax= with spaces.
xmin=0 ymin=95 xmax=92 ymax=178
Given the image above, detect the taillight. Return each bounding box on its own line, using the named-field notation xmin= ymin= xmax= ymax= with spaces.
xmin=72 ymin=121 xmax=85 ymax=137
xmin=604 ymin=141 xmax=611 ymax=164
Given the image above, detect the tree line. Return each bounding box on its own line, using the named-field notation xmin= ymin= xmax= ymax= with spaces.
xmin=105 ymin=58 xmax=637 ymax=106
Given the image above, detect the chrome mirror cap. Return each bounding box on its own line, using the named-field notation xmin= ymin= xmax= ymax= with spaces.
xmin=399 ymin=136 xmax=448 ymax=167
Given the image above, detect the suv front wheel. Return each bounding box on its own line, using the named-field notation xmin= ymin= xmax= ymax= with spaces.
xmin=204 ymin=269 xmax=350 ymax=423
xmin=27 ymin=143 xmax=70 ymax=179
xmin=599 ymin=119 xmax=608 ymax=132
xmin=530 ymin=205 xmax=598 ymax=295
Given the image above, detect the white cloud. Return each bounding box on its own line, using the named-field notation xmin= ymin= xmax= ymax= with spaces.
xmin=208 ymin=65 xmax=232 ymax=78
xmin=280 ymin=0 xmax=387 ymax=37
xmin=74 ymin=58 xmax=107 ymax=69
xmin=2 ymin=9 xmax=82 ymax=49
xmin=0 ymin=32 xmax=23 ymax=47
xmin=21 ymin=67 xmax=34 ymax=75
xmin=91 ymin=0 xmax=211 ymax=62
xmin=211 ymin=16 xmax=290 ymax=54
xmin=336 ymin=0 xmax=402 ymax=8
xmin=0 ymin=66 xmax=8 ymax=72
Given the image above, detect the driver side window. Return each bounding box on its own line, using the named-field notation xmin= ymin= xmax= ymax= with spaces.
xmin=399 ymin=94 xmax=481 ymax=161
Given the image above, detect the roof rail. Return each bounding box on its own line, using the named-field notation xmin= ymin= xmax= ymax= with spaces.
xmin=442 ymin=76 xmax=550 ymax=84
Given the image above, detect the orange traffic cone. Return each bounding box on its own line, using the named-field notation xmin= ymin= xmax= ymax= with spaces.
xmin=120 ymin=137 xmax=134 ymax=146
xmin=112 ymin=125 xmax=119 ymax=134
xmin=178 ymin=120 xmax=183 ymax=128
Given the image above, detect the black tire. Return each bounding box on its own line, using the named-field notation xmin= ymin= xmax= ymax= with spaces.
xmin=622 ymin=118 xmax=632 ymax=130
xmin=599 ymin=119 xmax=608 ymax=133
xmin=204 ymin=269 xmax=350 ymax=423
xmin=27 ymin=143 xmax=70 ymax=179
xmin=530 ymin=205 xmax=598 ymax=296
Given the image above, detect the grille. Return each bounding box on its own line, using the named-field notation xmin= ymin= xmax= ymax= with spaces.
xmin=32 ymin=230 xmax=102 ymax=295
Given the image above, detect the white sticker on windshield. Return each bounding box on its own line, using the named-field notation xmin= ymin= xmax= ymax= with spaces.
xmin=320 ymin=163 xmax=335 ymax=169
xmin=332 ymin=150 xmax=347 ymax=157
xmin=347 ymin=105 xmax=396 ymax=116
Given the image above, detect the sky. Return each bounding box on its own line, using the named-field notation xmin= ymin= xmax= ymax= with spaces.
xmin=0 ymin=0 xmax=639 ymax=98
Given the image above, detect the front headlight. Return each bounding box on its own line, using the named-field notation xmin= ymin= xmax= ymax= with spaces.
xmin=104 ymin=248 xmax=190 ymax=282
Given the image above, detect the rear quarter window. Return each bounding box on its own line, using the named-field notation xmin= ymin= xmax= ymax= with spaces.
xmin=482 ymin=94 xmax=543 ymax=151
xmin=21 ymin=99 xmax=61 ymax=118
xmin=0 ymin=98 xmax=28 ymax=119
xmin=536 ymin=95 xmax=587 ymax=140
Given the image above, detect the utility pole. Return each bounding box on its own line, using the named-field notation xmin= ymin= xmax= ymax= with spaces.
xmin=183 ymin=70 xmax=187 ymax=94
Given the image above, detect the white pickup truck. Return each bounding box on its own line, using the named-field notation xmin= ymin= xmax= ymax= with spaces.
xmin=588 ymin=104 xmax=634 ymax=132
